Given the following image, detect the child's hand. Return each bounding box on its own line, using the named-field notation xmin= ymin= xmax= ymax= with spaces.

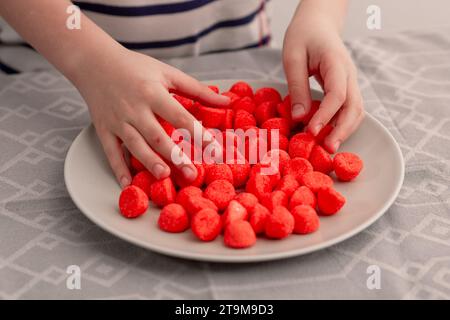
xmin=283 ymin=4 xmax=364 ymax=153
xmin=75 ymin=48 xmax=229 ymax=188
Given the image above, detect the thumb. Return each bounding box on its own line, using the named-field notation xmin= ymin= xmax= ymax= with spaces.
xmin=284 ymin=54 xmax=312 ymax=121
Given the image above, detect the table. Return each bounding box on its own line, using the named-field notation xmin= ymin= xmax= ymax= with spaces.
xmin=0 ymin=28 xmax=449 ymax=299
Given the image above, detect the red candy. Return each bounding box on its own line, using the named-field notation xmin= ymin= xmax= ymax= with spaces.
xmin=265 ymin=206 xmax=294 ymax=239
xmin=268 ymin=133 xmax=289 ymax=151
xmin=221 ymin=109 xmax=234 ymax=130
xmin=234 ymin=109 xmax=257 ymax=129
xmin=221 ymin=91 xmax=240 ymax=108
xmin=204 ymin=179 xmax=236 ymax=210
xmin=277 ymin=95 xmax=293 ymax=126
xmin=222 ymin=200 xmax=248 ymax=226
xmin=255 ymin=101 xmax=277 ymax=126
xmin=245 ymin=173 xmax=273 ymax=201
xmin=315 ymin=124 xmax=333 ymax=146
xmin=208 ymin=85 xmax=219 ymax=94
xmin=249 ymin=203 xmax=270 ymax=234
xmin=233 ymin=97 xmax=256 ymax=114
xmin=291 ymin=205 xmax=320 ymax=234
xmin=275 ymin=174 xmax=299 ymax=197
xmin=333 ymin=152 xmax=363 ymax=181
xmin=119 ymin=185 xmax=148 ymax=218
xmin=204 ymin=163 xmax=233 ymax=185
xmin=234 ymin=192 xmax=258 ymax=212
xmin=173 ymin=163 xmax=205 ymax=188
xmin=261 ymin=149 xmax=291 ymax=174
xmin=229 ymin=81 xmax=253 ymax=98
xmin=130 ymin=154 xmax=145 ymax=173
xmin=249 ymin=163 xmax=280 ymax=188
xmin=176 ymin=186 xmax=203 ymax=208
xmin=191 ymin=208 xmax=222 ymax=241
xmin=158 ymin=203 xmax=189 ymax=233
xmin=317 ymin=188 xmax=346 ymax=215
xmin=282 ymin=157 xmax=313 ymax=183
xmin=173 ymin=94 xmax=194 ymax=113
xmin=131 ymin=170 xmax=155 ymax=198
xmin=228 ymin=162 xmax=251 ymax=188
xmin=157 ymin=116 xmax=175 ymax=137
xmin=309 ymin=145 xmax=333 ymax=174
xmin=301 ymin=171 xmax=334 ymax=193
xmin=289 ymin=186 xmax=316 ymax=210
xmin=254 ymin=87 xmax=282 ymax=106
xmin=185 ymin=196 xmax=218 ymax=216
xmin=224 ymin=220 xmax=256 ymax=249
xmin=118 ymin=82 xmax=363 ymax=249
xmin=150 ymin=177 xmax=176 ymax=208
xmin=261 ymin=117 xmax=290 ymax=137
xmin=260 ymin=190 xmax=289 ymax=211
xmin=289 ymin=132 xmax=316 ymax=159
xmin=197 ymin=105 xmax=226 ymax=128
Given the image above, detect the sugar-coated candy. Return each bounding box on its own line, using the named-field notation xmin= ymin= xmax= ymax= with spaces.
xmin=224 ymin=220 xmax=256 ymax=249
xmin=131 ymin=170 xmax=155 ymax=198
xmin=119 ymin=185 xmax=148 ymax=218
xmin=204 ymin=179 xmax=236 ymax=210
xmin=291 ymin=205 xmax=320 ymax=234
xmin=289 ymin=186 xmax=317 ymax=210
xmin=333 ymin=152 xmax=363 ymax=181
xmin=158 ymin=203 xmax=189 ymax=233
xmin=191 ymin=208 xmax=222 ymax=241
xmin=317 ymin=188 xmax=346 ymax=215
xmin=265 ymin=206 xmax=294 ymax=239
xmin=150 ymin=177 xmax=176 ymax=208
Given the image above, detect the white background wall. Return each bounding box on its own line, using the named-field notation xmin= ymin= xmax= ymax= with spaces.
xmin=271 ymin=0 xmax=450 ymax=47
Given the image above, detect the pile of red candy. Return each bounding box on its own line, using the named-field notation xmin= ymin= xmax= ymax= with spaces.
xmin=118 ymin=81 xmax=363 ymax=249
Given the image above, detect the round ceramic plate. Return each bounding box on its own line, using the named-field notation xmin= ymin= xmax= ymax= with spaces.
xmin=64 ymin=80 xmax=404 ymax=263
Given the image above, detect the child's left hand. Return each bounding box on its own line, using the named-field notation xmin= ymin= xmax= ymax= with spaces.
xmin=283 ymin=9 xmax=364 ymax=153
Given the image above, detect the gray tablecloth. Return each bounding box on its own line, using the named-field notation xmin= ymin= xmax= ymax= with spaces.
xmin=1 ymin=28 xmax=449 ymax=300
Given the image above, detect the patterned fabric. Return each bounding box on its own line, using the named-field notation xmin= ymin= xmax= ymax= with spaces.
xmin=0 ymin=28 xmax=449 ymax=299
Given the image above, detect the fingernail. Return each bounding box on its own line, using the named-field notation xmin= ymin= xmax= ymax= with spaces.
xmin=292 ymin=103 xmax=306 ymax=119
xmin=311 ymin=123 xmax=323 ymax=136
xmin=332 ymin=140 xmax=341 ymax=152
xmin=152 ymin=163 xmax=168 ymax=179
xmin=119 ymin=176 xmax=130 ymax=189
xmin=182 ymin=166 xmax=197 ymax=181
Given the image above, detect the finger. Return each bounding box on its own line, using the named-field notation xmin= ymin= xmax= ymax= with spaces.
xmin=308 ymin=63 xmax=347 ymax=136
xmin=97 ymin=129 xmax=132 ymax=189
xmin=167 ymin=68 xmax=230 ymax=107
xmin=119 ymin=123 xmax=171 ymax=180
xmin=324 ymin=77 xmax=365 ymax=152
xmin=284 ymin=52 xmax=312 ymax=121
xmin=132 ymin=112 xmax=198 ymax=181
xmin=153 ymin=89 xmax=215 ymax=148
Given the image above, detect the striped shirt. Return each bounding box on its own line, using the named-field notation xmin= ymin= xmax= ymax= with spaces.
xmin=0 ymin=0 xmax=272 ymax=74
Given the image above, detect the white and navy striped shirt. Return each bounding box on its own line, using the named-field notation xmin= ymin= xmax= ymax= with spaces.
xmin=0 ymin=0 xmax=272 ymax=73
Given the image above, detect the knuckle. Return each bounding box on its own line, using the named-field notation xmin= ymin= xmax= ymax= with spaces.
xmin=289 ymin=80 xmax=307 ymax=91
xmin=122 ymin=130 xmax=140 ymax=147
xmin=177 ymin=112 xmax=194 ymax=129
xmin=147 ymin=132 xmax=165 ymax=148
xmin=333 ymin=90 xmax=346 ymax=105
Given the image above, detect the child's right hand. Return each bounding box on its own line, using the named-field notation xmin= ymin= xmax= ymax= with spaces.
xmin=74 ymin=48 xmax=230 ymax=188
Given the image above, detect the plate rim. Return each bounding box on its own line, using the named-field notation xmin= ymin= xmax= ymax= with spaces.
xmin=64 ymin=82 xmax=405 ymax=263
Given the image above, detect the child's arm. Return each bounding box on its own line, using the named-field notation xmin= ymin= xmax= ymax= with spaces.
xmin=0 ymin=0 xmax=229 ymax=188
xmin=283 ymin=0 xmax=364 ymax=153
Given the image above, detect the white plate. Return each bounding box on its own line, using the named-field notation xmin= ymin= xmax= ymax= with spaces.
xmin=64 ymin=80 xmax=404 ymax=263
